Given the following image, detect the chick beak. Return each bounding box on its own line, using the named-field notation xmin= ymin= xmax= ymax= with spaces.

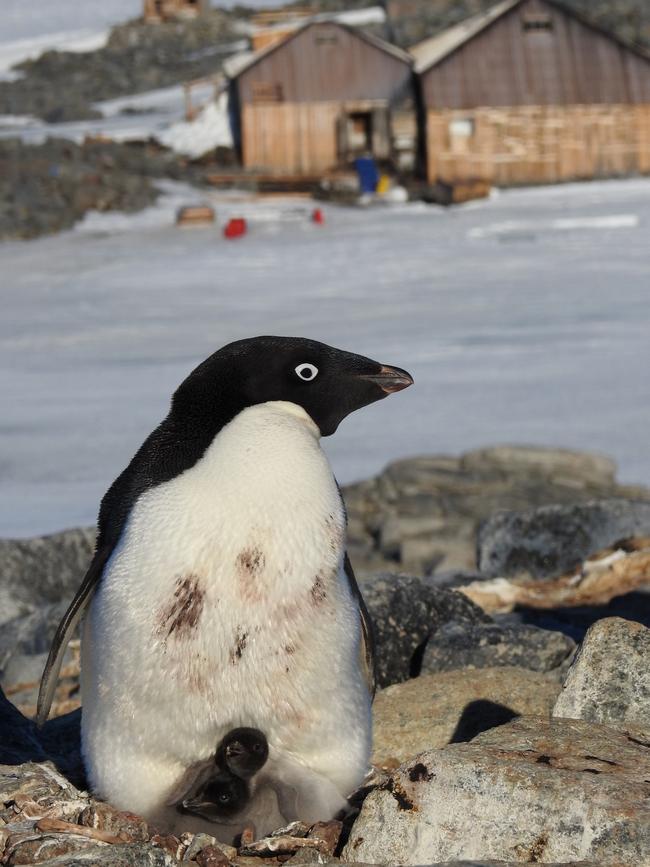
xmin=360 ymin=364 xmax=414 ymax=394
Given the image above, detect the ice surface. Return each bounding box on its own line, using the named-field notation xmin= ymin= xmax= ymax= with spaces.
xmin=2 ymin=178 xmax=650 ymax=537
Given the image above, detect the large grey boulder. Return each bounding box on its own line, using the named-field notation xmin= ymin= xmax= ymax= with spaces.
xmin=360 ymin=574 xmax=490 ymax=687
xmin=421 ymin=622 xmax=576 ymax=677
xmin=0 ymin=528 xmax=94 ymax=624
xmin=477 ymin=499 xmax=650 ymax=580
xmin=553 ymin=617 xmax=650 ymax=730
xmin=372 ymin=668 xmax=560 ymax=766
xmin=0 ymin=602 xmax=71 ymax=677
xmin=345 ymin=716 xmax=650 ymax=865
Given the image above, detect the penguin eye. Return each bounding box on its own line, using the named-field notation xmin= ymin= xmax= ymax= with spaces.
xmin=295 ymin=363 xmax=319 ymax=381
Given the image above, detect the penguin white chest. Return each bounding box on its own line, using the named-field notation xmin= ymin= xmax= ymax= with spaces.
xmin=82 ymin=400 xmax=369 ymax=811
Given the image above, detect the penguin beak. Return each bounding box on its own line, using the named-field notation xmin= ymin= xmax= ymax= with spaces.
xmin=359 ymin=364 xmax=414 ymax=394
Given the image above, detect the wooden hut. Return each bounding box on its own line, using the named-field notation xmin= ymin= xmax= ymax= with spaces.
xmin=411 ymin=0 xmax=650 ymax=186
xmin=228 ymin=21 xmax=414 ymax=176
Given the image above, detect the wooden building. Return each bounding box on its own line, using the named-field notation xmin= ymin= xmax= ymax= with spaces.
xmin=228 ymin=22 xmax=414 ymax=176
xmin=411 ymin=0 xmax=650 ymax=186
xmin=143 ymin=0 xmax=207 ymax=23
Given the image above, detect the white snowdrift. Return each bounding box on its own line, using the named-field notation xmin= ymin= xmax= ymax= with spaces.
xmin=157 ymin=93 xmax=233 ymax=158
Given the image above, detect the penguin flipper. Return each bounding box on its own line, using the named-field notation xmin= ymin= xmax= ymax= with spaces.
xmin=343 ymin=552 xmax=377 ymax=699
xmin=36 ymin=545 xmax=111 ymax=728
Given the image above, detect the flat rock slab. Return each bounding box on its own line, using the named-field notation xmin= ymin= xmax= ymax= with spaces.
xmin=347 ymin=716 xmax=650 ymax=865
xmin=421 ymin=622 xmax=575 ymax=677
xmin=372 ymin=667 xmax=561 ymax=766
xmin=553 ymin=617 xmax=650 ymax=730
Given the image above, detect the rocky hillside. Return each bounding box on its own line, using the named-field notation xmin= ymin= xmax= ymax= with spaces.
xmin=0 ymin=10 xmax=240 ymax=122
xmin=2 ymin=446 xmax=650 ymax=864
xmin=0 ymin=138 xmax=233 ymax=240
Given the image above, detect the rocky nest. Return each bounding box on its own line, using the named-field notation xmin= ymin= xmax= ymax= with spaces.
xmin=2 ymin=446 xmax=650 ymax=865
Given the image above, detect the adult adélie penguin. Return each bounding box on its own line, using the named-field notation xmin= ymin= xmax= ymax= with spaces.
xmin=37 ymin=336 xmax=413 ymax=838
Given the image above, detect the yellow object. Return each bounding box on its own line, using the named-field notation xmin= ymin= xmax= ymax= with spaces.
xmin=376 ymin=174 xmax=391 ymax=195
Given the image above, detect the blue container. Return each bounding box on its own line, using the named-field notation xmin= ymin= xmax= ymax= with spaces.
xmin=354 ymin=157 xmax=379 ymax=194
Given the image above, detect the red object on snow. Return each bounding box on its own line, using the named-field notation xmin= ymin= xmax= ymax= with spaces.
xmin=224 ymin=217 xmax=247 ymax=239
xmin=311 ymin=208 xmax=324 ymax=225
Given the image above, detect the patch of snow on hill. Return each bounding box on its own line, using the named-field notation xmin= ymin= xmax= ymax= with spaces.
xmin=157 ymin=93 xmax=233 ymax=157
xmin=0 ymin=30 xmax=110 ymax=80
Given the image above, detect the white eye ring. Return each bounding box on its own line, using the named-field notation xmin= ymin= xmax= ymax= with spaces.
xmin=295 ymin=363 xmax=319 ymax=381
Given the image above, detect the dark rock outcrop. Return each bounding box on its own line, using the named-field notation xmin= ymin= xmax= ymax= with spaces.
xmin=477 ymin=499 xmax=650 ymax=580
xmin=360 ymin=574 xmax=490 ymax=687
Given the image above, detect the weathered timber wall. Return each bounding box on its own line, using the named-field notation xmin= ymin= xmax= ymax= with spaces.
xmin=241 ymin=102 xmax=341 ymax=174
xmin=237 ymin=23 xmax=411 ymax=105
xmin=426 ymin=104 xmax=650 ymax=186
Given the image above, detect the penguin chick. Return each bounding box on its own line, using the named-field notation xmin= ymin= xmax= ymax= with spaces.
xmin=179 ymin=728 xmax=269 ymax=822
xmin=217 ymin=727 xmax=269 ymax=780
xmin=180 ymin=773 xmax=249 ymax=821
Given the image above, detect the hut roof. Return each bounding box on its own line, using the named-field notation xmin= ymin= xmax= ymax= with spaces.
xmin=226 ymin=19 xmax=412 ymax=81
xmin=409 ymin=0 xmax=650 ymax=74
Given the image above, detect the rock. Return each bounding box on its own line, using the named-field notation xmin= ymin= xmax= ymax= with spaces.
xmin=461 ymin=543 xmax=650 ymax=623
xmin=360 ymin=574 xmax=490 ymax=687
xmin=0 ymin=10 xmax=241 ymax=122
xmin=553 ymin=617 xmax=650 ymax=730
xmin=372 ymin=667 xmax=560 ymax=766
xmin=421 ymin=622 xmax=576 ymax=677
xmin=461 ymin=446 xmax=617 ymax=488
xmin=15 ymin=843 xmax=179 ymax=865
xmin=478 ymin=499 xmax=650 ymax=580
xmin=0 ymin=684 xmax=83 ymax=787
xmin=0 ymin=604 xmax=74 ymax=680
xmin=423 ymin=569 xmax=488 ymax=590
xmin=346 ymin=716 xmax=650 ymax=865
xmin=342 ymin=447 xmax=650 ymax=578
xmin=0 ymin=528 xmax=95 ymax=623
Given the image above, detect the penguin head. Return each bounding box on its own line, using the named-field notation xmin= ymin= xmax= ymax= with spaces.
xmin=181 ymin=772 xmax=249 ymax=819
xmin=216 ymin=727 xmax=269 ymax=779
xmin=174 ymin=336 xmax=413 ymax=436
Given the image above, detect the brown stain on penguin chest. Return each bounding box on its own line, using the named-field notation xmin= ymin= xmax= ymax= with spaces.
xmin=311 ymin=574 xmax=328 ymax=605
xmin=229 ymin=628 xmax=249 ymax=664
xmin=236 ymin=546 xmax=266 ymax=602
xmin=157 ymin=574 xmax=205 ymax=639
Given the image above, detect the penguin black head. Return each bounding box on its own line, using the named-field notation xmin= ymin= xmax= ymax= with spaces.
xmin=180 ymin=771 xmax=249 ymax=820
xmin=216 ymin=727 xmax=269 ymax=779
xmin=173 ymin=336 xmax=413 ymax=437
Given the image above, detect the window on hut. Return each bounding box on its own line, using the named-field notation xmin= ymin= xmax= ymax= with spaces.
xmin=314 ymin=33 xmax=338 ymax=45
xmin=251 ymin=82 xmax=284 ymax=103
xmin=522 ymin=14 xmax=554 ymax=32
